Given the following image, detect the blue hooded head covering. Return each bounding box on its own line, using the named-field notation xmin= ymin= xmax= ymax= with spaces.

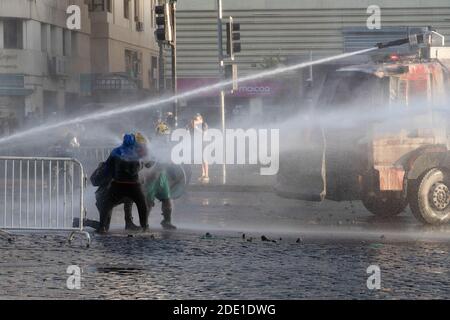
xmin=123 ymin=134 xmax=136 ymax=147
xmin=111 ymin=134 xmax=139 ymax=160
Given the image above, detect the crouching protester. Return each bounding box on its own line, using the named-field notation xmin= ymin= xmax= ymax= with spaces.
xmin=96 ymin=134 xmax=149 ymax=234
xmin=80 ymin=133 xmax=179 ymax=232
xmin=79 ymin=136 xmax=143 ymax=232
xmin=87 ymin=182 xmax=140 ymax=231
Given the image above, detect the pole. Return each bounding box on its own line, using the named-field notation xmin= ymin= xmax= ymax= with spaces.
xmin=171 ymin=1 xmax=178 ymax=127
xmin=158 ymin=42 xmax=165 ymax=93
xmin=217 ymin=0 xmax=226 ymax=184
xmin=217 ymin=0 xmax=223 ymax=63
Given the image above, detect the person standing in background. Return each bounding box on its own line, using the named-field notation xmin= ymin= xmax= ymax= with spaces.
xmin=165 ymin=112 xmax=176 ymax=131
xmin=188 ymin=113 xmax=209 ymax=183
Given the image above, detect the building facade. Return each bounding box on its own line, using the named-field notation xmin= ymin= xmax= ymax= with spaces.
xmin=0 ymin=0 xmax=91 ymax=134
xmin=86 ymin=0 xmax=161 ymax=102
xmin=0 ymin=0 xmax=161 ymax=134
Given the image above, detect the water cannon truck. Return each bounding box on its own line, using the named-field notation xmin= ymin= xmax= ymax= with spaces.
xmin=276 ymin=29 xmax=450 ymax=225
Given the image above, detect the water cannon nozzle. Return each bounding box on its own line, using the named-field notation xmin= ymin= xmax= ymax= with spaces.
xmin=375 ymin=33 xmax=428 ymax=50
xmin=375 ymin=37 xmax=410 ymax=49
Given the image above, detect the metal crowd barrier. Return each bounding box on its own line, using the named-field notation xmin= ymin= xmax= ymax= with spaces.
xmin=76 ymin=146 xmax=113 ymax=177
xmin=77 ymin=146 xmax=113 ymax=163
xmin=0 ymin=157 xmax=90 ymax=247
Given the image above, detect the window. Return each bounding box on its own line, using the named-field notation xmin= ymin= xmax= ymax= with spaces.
xmin=41 ymin=24 xmax=48 ymax=52
xmin=89 ymin=0 xmax=103 ymax=12
xmin=124 ymin=0 xmax=130 ymax=19
xmin=65 ymin=93 xmax=79 ymax=115
xmin=3 ymin=19 xmax=23 ymax=49
xmin=125 ymin=49 xmax=141 ymax=78
xmin=151 ymin=56 xmax=158 ymax=72
xmin=150 ymin=0 xmax=156 ymax=29
xmin=71 ymin=32 xmax=78 ymax=57
xmin=106 ymin=0 xmax=112 ymax=13
xmin=150 ymin=56 xmax=158 ymax=90
xmin=50 ymin=26 xmax=56 ymax=55
xmin=88 ymin=0 xmax=112 ymax=12
xmin=43 ymin=91 xmax=58 ymax=118
xmin=134 ymin=0 xmax=140 ymax=22
xmin=62 ymin=30 xmax=72 ymax=57
xmin=62 ymin=31 xmax=67 ymax=56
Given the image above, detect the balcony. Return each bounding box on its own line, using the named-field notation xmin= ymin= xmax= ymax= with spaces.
xmin=81 ymin=73 xmax=143 ymax=95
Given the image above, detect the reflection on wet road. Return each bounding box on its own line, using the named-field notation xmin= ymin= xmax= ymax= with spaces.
xmin=0 ymin=191 xmax=449 ymax=299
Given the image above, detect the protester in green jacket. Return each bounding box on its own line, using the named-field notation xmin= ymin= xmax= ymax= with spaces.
xmin=143 ymin=162 xmax=176 ymax=230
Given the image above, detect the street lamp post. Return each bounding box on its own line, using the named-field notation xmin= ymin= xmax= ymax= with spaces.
xmin=171 ymin=0 xmax=178 ymax=127
xmin=155 ymin=0 xmax=177 ymax=124
xmin=217 ymin=0 xmax=226 ymax=184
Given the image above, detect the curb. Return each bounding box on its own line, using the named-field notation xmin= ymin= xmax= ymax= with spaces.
xmin=187 ymin=184 xmax=274 ymax=193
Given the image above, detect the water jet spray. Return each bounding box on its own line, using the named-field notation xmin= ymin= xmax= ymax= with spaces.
xmin=0 ymin=48 xmax=382 ymax=146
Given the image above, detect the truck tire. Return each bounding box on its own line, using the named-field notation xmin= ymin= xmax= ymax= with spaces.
xmin=362 ymin=193 xmax=407 ymax=217
xmin=408 ymin=168 xmax=450 ymax=225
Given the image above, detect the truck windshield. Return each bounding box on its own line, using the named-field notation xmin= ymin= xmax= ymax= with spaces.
xmin=316 ymin=71 xmax=389 ymax=112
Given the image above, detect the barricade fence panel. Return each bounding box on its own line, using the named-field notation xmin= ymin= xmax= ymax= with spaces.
xmin=0 ymin=157 xmax=85 ymax=231
xmin=77 ymin=147 xmax=112 ymax=162
xmin=76 ymin=147 xmax=113 ymax=176
xmin=0 ymin=146 xmax=114 ymax=176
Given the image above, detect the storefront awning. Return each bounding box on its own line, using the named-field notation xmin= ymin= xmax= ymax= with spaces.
xmin=177 ymin=78 xmax=284 ymax=98
xmin=0 ymin=88 xmax=33 ymax=96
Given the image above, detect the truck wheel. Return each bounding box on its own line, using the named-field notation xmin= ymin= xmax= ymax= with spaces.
xmin=408 ymin=168 xmax=450 ymax=225
xmin=361 ymin=194 xmax=407 ymax=217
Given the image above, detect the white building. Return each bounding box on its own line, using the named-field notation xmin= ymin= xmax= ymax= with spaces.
xmin=0 ymin=0 xmax=162 ymax=134
xmin=87 ymin=0 xmax=161 ymax=101
xmin=0 ymin=0 xmax=91 ymax=133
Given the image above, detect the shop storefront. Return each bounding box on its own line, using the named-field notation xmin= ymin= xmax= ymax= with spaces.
xmin=177 ymin=77 xmax=300 ymax=128
xmin=0 ymin=74 xmax=32 ymax=135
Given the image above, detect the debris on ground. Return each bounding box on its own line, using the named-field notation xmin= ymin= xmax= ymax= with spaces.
xmin=261 ymin=235 xmax=277 ymax=243
xmin=201 ymin=232 xmax=213 ymax=240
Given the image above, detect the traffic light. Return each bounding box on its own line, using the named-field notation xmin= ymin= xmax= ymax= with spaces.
xmin=226 ymin=17 xmax=241 ymax=57
xmin=155 ymin=3 xmax=173 ymax=43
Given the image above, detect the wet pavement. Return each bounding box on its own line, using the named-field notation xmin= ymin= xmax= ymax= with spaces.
xmin=0 ymin=189 xmax=450 ymax=299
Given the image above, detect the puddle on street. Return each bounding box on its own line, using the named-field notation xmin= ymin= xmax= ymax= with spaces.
xmin=88 ymin=266 xmax=146 ymax=275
